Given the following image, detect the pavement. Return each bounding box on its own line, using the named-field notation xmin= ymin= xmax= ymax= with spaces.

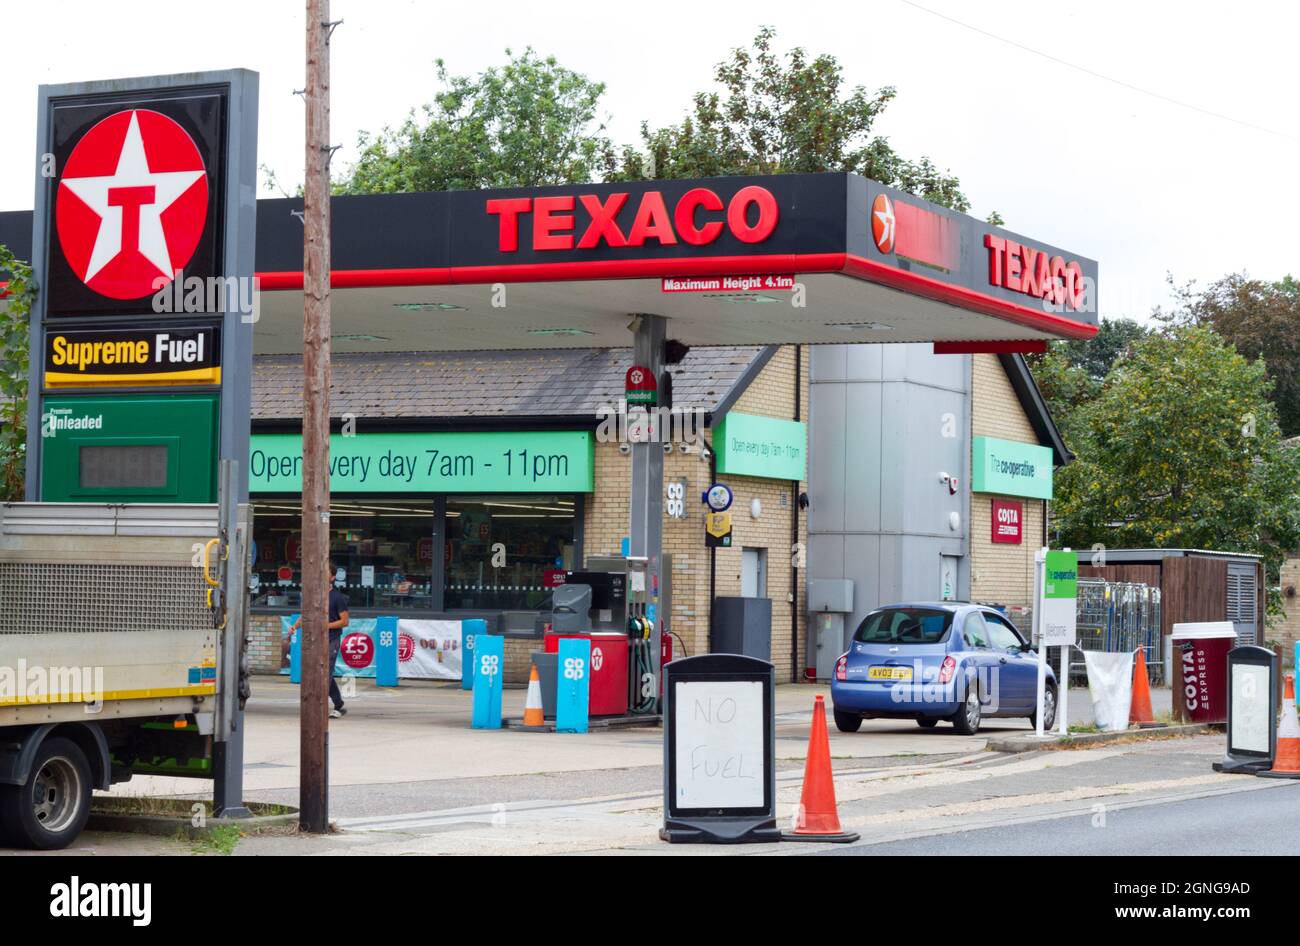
xmin=7 ymin=674 xmax=1243 ymax=857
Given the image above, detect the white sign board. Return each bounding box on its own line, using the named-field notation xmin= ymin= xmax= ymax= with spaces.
xmin=396 ymin=619 xmax=463 ymax=680
xmin=673 ymin=680 xmax=764 ymax=809
xmin=1039 ymin=597 xmax=1077 ymax=646
xmin=1230 ymin=662 xmax=1271 ymax=754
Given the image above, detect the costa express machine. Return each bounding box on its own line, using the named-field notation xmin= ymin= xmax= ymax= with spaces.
xmin=545 ymin=554 xmax=672 ymax=717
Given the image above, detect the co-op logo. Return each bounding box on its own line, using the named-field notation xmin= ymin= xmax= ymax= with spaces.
xmin=55 ymin=109 xmax=208 ymax=300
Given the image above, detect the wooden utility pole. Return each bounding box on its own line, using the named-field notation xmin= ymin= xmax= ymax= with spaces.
xmin=300 ymin=0 xmax=332 ymax=833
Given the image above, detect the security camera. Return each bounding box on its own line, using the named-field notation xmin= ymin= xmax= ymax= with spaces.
xmin=618 ymin=442 xmax=631 ymax=455
xmin=678 ymin=442 xmax=691 ymax=454
xmin=662 ymin=442 xmax=673 ymax=455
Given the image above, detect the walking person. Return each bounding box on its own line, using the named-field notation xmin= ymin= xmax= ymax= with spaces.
xmin=291 ymin=561 xmax=350 ymax=718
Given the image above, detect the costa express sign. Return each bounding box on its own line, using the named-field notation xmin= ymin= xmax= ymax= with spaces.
xmin=983 ymin=233 xmax=1087 ymax=311
xmin=486 ymin=185 xmax=779 ymax=252
xmin=990 ymin=498 xmax=1023 ymax=545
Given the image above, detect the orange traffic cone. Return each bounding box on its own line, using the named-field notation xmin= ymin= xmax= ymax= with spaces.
xmin=782 ymin=695 xmax=859 ymax=843
xmin=1130 ymin=648 xmax=1156 ymax=727
xmin=522 ymin=664 xmax=545 ymax=728
xmin=1259 ymin=674 xmax=1300 ymax=779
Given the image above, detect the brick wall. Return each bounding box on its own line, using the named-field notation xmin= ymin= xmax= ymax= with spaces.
xmin=969 ymin=353 xmax=1046 ymax=623
xmin=248 ymin=612 xmax=285 ymax=674
xmin=582 ymin=345 xmax=809 ymax=680
xmin=1276 ymin=557 xmax=1300 ymax=654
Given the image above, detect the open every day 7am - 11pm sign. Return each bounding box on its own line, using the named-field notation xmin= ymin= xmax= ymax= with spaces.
xmin=249 ymin=430 xmax=594 ymax=493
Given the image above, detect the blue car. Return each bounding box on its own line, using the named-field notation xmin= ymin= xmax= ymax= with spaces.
xmin=830 ymin=602 xmax=1057 ymax=735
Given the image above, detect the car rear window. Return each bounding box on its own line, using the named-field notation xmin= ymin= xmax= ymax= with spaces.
xmin=853 ymin=608 xmax=953 ymax=644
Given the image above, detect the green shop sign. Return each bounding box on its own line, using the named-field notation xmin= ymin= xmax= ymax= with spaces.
xmin=1044 ymin=550 xmax=1078 ymax=599
xmin=715 ymin=412 xmax=807 ymax=480
xmin=250 ymin=430 xmax=593 ymax=493
xmin=971 ymin=436 xmax=1053 ymax=500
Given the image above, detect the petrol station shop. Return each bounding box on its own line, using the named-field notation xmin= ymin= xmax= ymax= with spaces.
xmin=0 ymin=170 xmax=1099 ymax=695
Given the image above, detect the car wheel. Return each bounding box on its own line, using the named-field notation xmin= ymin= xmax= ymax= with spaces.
xmin=1030 ymin=682 xmax=1058 ymax=731
xmin=951 ymin=685 xmax=982 ymax=736
xmin=0 ymin=737 xmax=92 ymax=850
xmin=917 ymin=719 xmax=939 ymax=729
xmin=833 ymin=709 xmax=863 ymax=733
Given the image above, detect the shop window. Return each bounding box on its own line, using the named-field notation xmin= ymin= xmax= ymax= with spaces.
xmin=444 ymin=495 xmax=576 ymax=611
xmin=251 ymin=498 xmax=435 ymax=610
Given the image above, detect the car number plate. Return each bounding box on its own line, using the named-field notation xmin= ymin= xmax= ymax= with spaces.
xmin=867 ymin=666 xmax=912 ymax=681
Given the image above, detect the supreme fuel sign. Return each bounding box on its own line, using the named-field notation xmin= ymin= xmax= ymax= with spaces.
xmin=44 ymin=325 xmax=220 ymax=388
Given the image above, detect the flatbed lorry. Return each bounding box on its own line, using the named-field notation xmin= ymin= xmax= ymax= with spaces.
xmin=0 ymin=501 xmax=246 ymax=849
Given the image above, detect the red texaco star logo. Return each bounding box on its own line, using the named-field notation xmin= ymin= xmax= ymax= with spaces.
xmin=55 ymin=109 xmax=208 ymax=300
xmin=871 ymin=193 xmax=895 ymax=254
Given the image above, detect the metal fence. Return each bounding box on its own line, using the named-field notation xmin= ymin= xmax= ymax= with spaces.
xmin=1070 ymin=579 xmax=1163 ymax=683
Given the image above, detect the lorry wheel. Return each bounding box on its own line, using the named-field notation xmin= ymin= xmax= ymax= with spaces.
xmin=0 ymin=737 xmax=92 ymax=850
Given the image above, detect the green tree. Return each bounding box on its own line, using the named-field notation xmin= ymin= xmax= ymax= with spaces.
xmin=608 ymin=27 xmax=973 ymax=212
xmin=1155 ymin=273 xmax=1300 ymax=437
xmin=1057 ymin=317 xmax=1148 ymax=383
xmin=0 ymin=243 xmax=33 ymax=501
xmin=1027 ymin=318 xmax=1149 ymax=449
xmin=336 ymin=48 xmax=612 ymax=194
xmin=1052 ymin=326 xmax=1300 ymax=616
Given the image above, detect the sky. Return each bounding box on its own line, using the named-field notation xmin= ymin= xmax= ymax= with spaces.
xmin=0 ymin=0 xmax=1295 ymax=323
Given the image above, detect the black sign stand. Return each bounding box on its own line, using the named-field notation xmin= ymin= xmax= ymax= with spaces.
xmin=1213 ymin=645 xmax=1277 ymax=775
xmin=661 ymin=654 xmax=780 ymax=844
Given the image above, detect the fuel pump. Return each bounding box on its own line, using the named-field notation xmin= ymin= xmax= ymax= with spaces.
xmin=624 ymin=557 xmax=659 ymax=714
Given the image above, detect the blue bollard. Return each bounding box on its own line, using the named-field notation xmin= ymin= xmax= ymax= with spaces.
xmin=288 ymin=614 xmax=302 ymax=684
xmin=471 ymin=635 xmax=505 ymax=729
xmin=556 ymin=637 xmax=591 ymax=734
xmin=461 ymin=619 xmax=487 ymax=691
xmin=374 ymin=615 xmax=399 ymax=687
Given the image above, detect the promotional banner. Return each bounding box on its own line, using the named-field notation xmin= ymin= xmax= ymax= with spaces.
xmin=281 ymin=615 xmax=381 ymax=679
xmin=281 ymin=615 xmax=465 ymax=681
xmin=396 ymin=619 xmax=463 ymax=680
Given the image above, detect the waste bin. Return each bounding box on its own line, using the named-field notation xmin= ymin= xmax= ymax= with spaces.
xmin=1171 ymin=622 xmax=1238 ymax=724
xmin=530 ymin=651 xmax=559 ymax=719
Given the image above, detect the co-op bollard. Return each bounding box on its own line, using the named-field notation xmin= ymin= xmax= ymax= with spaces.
xmin=288 ymin=613 xmax=302 ymax=684
xmin=461 ymin=619 xmax=487 ymax=692
xmin=374 ymin=615 xmax=399 ymax=688
xmin=555 ymin=637 xmax=591 ymax=734
xmin=471 ymin=634 xmax=505 ymax=729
